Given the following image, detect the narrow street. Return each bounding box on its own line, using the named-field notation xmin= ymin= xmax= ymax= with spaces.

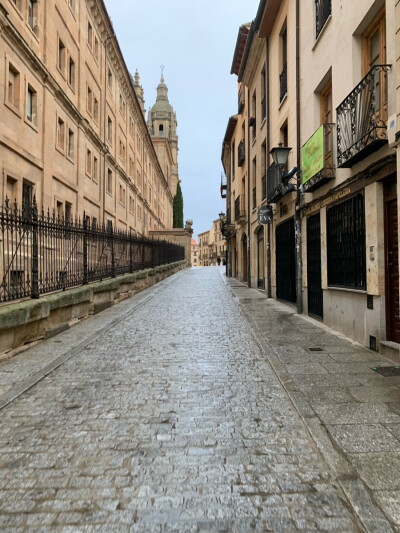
xmin=0 ymin=267 xmax=398 ymax=532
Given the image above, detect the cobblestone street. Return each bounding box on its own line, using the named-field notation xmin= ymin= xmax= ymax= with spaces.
xmin=0 ymin=267 xmax=397 ymax=531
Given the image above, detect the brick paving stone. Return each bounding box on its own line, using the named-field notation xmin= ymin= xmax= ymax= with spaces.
xmin=0 ymin=268 xmax=369 ymax=531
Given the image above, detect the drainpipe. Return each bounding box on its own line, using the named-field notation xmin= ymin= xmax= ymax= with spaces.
xmin=247 ymin=86 xmax=251 ymax=288
xmin=295 ymin=0 xmax=303 ymax=314
xmin=266 ymin=37 xmax=272 ymax=299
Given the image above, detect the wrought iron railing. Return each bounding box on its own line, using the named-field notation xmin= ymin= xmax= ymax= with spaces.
xmin=267 ymin=163 xmax=282 ymax=203
xmin=0 ymin=198 xmax=184 ymax=303
xmin=235 ymin=195 xmax=246 ymax=220
xmin=337 ymin=65 xmax=390 ymax=168
xmin=280 ymin=65 xmax=287 ymax=102
xmin=238 ymin=139 xmax=245 ymax=167
xmin=315 ymin=0 xmax=331 ymax=38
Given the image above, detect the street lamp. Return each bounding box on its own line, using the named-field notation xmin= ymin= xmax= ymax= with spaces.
xmin=270 ymin=142 xmax=292 ymax=173
xmin=218 ymin=211 xmax=225 ymax=221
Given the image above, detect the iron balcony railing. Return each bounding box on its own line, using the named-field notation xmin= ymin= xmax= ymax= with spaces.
xmin=238 ymin=85 xmax=245 ymax=114
xmin=238 ymin=139 xmax=245 ymax=167
xmin=337 ymin=65 xmax=390 ymax=168
xmin=315 ymin=0 xmax=331 ymax=38
xmin=0 ymin=198 xmax=185 ymax=303
xmin=280 ymin=65 xmax=287 ymax=102
xmin=234 ymin=194 xmax=246 ymax=221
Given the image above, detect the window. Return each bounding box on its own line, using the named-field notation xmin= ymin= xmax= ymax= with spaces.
xmin=87 ymin=21 xmax=93 ymax=49
xmin=93 ymin=156 xmax=98 ymax=182
xmin=22 ymin=181 xmax=33 ymax=213
xmin=57 ymin=116 xmax=65 ymax=150
xmin=107 ymin=169 xmax=112 ymax=195
xmin=119 ymin=184 xmax=125 ymax=206
xmin=58 ymin=39 xmax=65 ymax=72
xmin=280 ymin=23 xmax=287 ymax=102
xmin=129 ymin=196 xmax=134 ymax=214
xmin=28 ymin=0 xmax=38 ymax=33
xmin=107 ymin=68 xmax=113 ymax=89
xmin=65 ymin=202 xmax=72 ymax=222
xmin=362 ymin=8 xmax=387 ymax=120
xmin=68 ymin=57 xmax=75 ymax=88
xmin=7 ymin=63 xmax=20 ymax=109
xmin=93 ymin=97 xmax=98 ymax=123
xmin=252 ymin=157 xmax=257 ymax=210
xmin=107 ymin=116 xmax=113 ymax=143
xmin=159 ymin=124 xmax=164 ymax=136
xmin=86 ymin=148 xmax=92 ymax=175
xmin=94 ymin=36 xmax=99 ymax=61
xmin=69 ymin=0 xmax=75 ymax=13
xmin=67 ymin=129 xmax=74 ymax=159
xmin=87 ymin=86 xmax=93 ymax=115
xmin=26 ymin=85 xmax=37 ymax=125
xmin=315 ymin=0 xmax=331 ymax=38
xmin=6 ymin=175 xmax=17 ymax=201
xmin=320 ymin=80 xmax=333 ymax=168
xmin=11 ymin=0 xmax=22 ymax=10
xmin=261 ymin=67 xmax=266 ymax=121
xmin=251 ymin=91 xmax=256 ymax=142
xmin=327 ymin=194 xmax=366 ymax=290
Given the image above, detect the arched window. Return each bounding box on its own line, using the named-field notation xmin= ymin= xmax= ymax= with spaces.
xmin=159 ymin=124 xmax=164 ymax=136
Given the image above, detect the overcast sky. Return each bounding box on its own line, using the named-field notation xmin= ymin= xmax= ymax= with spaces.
xmin=104 ymin=0 xmax=260 ymax=241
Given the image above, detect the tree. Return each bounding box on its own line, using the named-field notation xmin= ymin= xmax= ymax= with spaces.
xmin=173 ymin=182 xmax=184 ymax=228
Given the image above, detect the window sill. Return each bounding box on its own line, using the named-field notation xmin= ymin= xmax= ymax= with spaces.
xmin=66 ymin=155 xmax=75 ymax=165
xmin=25 ymin=117 xmax=38 ymax=132
xmin=278 ymin=93 xmax=287 ymax=110
xmin=106 ymin=191 xmax=113 ymax=198
xmin=55 ymin=145 xmax=66 ymax=156
xmin=327 ymin=286 xmax=367 ymax=295
xmin=260 ymin=117 xmax=266 ymax=129
xmin=26 ymin=23 xmax=40 ymax=42
xmin=5 ymin=101 xmax=22 ymax=119
xmin=312 ymin=14 xmax=332 ymax=51
xmin=252 ymin=137 xmax=257 ymax=147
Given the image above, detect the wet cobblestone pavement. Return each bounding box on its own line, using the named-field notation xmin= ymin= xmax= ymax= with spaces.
xmin=0 ymin=267 xmax=376 ymax=531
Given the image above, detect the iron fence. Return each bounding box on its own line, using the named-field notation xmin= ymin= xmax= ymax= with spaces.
xmin=0 ymin=197 xmax=185 ymax=303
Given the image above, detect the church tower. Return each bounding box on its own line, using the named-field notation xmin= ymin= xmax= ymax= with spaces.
xmin=147 ymin=72 xmax=179 ymax=197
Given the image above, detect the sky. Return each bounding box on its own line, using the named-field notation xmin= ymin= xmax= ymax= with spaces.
xmin=103 ymin=0 xmax=261 ymax=241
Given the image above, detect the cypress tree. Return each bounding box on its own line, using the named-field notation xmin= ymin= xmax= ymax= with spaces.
xmin=173 ymin=182 xmax=184 ymax=228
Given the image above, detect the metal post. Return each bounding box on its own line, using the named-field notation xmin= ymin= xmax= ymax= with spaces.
xmin=129 ymin=230 xmax=133 ymax=273
xmin=83 ymin=212 xmax=88 ymax=285
xmin=31 ymin=197 xmax=39 ymax=299
xmin=110 ymin=224 xmax=115 ymax=278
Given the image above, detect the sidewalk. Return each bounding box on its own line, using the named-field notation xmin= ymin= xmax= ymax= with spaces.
xmin=220 ymin=270 xmax=400 ymax=531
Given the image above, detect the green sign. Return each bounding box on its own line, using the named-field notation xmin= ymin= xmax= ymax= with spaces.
xmin=302 ymin=125 xmax=324 ymax=184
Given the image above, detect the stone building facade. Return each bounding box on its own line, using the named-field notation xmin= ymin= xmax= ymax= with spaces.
xmin=197 ymin=220 xmax=226 ymax=267
xmin=222 ymin=0 xmax=400 ymax=355
xmin=0 ymin=0 xmax=174 ymax=235
xmin=191 ymin=238 xmax=199 ymax=266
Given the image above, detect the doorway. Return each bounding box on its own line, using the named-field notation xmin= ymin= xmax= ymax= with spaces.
xmin=257 ymin=227 xmax=265 ymax=289
xmin=385 ymin=178 xmax=400 ymax=342
xmin=307 ymin=212 xmax=323 ymax=318
xmin=276 ymin=218 xmax=296 ymax=303
xmin=242 ymin=234 xmax=248 ymax=283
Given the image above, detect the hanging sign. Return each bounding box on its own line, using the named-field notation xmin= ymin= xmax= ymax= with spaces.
xmin=258 ymin=205 xmax=273 ymax=224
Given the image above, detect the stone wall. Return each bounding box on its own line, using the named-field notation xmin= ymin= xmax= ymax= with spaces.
xmin=0 ymin=261 xmax=187 ymax=360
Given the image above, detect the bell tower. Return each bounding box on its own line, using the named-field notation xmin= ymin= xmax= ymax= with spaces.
xmin=147 ymin=70 xmax=179 ymax=197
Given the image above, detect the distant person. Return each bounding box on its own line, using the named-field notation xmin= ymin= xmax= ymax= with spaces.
xmin=217 ymin=256 xmax=221 ymax=266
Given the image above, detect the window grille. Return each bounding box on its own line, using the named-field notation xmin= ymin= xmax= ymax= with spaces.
xmin=327 ymin=193 xmax=366 ymax=290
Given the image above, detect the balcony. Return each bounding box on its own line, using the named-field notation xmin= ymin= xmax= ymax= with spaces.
xmin=267 ymin=162 xmax=295 ymax=204
xmin=302 ymin=123 xmax=335 ymax=193
xmin=238 ymin=85 xmax=245 ymax=114
xmin=337 ymin=65 xmax=390 ymax=168
xmin=234 ymin=194 xmax=246 ymax=224
xmin=280 ymin=65 xmax=287 ymax=103
xmin=238 ymin=139 xmax=245 ymax=167
xmin=315 ymin=0 xmax=331 ymax=38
